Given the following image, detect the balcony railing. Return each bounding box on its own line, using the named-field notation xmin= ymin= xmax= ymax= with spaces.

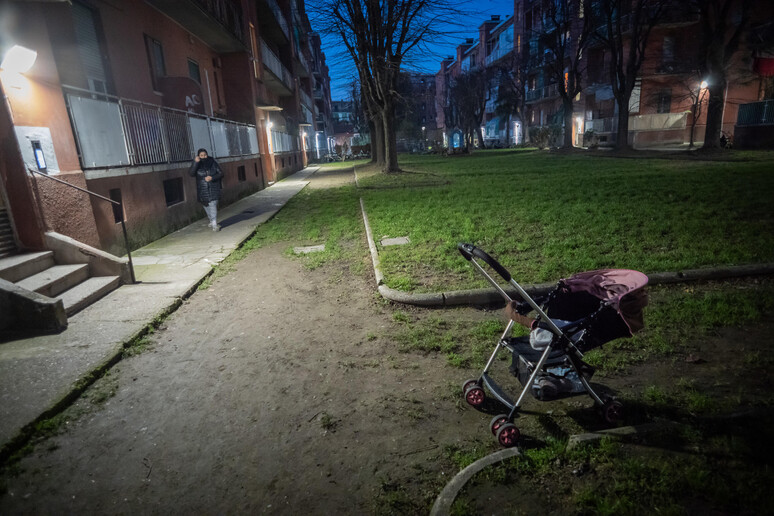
xmin=737 ymin=100 xmax=774 ymax=126
xmin=63 ymin=86 xmax=259 ymax=170
xmin=485 ymin=45 xmax=514 ymax=66
xmin=264 ymin=0 xmax=290 ymax=40
xmin=299 ymin=89 xmax=313 ymax=108
xmin=261 ymin=40 xmax=294 ymax=91
xmin=271 ymin=130 xmax=299 ymax=154
xmin=525 ymin=83 xmax=558 ymax=102
xmin=146 ymin=0 xmax=246 ymax=52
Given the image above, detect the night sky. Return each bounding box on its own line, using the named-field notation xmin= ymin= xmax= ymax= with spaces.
xmin=316 ymin=0 xmax=515 ymax=100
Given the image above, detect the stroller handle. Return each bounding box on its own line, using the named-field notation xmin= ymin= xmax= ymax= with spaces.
xmin=458 ymin=243 xmax=512 ymax=282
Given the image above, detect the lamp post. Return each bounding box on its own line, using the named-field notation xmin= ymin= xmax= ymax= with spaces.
xmin=421 ymin=126 xmax=426 ymax=151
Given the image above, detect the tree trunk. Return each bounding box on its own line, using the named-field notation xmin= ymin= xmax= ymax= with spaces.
xmin=476 ymin=125 xmax=486 ymax=149
xmin=615 ymin=97 xmax=631 ymax=150
xmin=563 ymin=97 xmax=575 ymax=148
xmin=382 ymin=102 xmax=399 ymax=173
xmin=504 ymin=116 xmax=511 ymax=146
xmin=702 ymin=80 xmax=726 ymax=150
xmin=368 ymin=118 xmax=378 ymax=163
xmin=372 ymin=114 xmax=385 ymax=165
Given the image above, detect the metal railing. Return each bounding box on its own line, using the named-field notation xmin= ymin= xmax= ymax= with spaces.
xmin=27 ymin=168 xmax=135 ymax=284
xmin=63 ymin=86 xmax=258 ymax=169
xmin=299 ymin=89 xmax=313 ymax=108
xmin=737 ymin=100 xmax=774 ymax=126
xmin=271 ymin=130 xmax=300 ymax=153
xmin=261 ymin=40 xmax=294 ymax=89
xmin=265 ymin=0 xmax=290 ymax=40
xmin=485 ymin=45 xmax=514 ymax=66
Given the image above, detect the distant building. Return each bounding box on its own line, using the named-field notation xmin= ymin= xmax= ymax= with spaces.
xmin=435 ymin=1 xmax=772 ymax=149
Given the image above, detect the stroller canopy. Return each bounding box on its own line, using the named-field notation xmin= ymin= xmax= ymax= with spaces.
xmin=562 ymin=269 xmax=649 ymax=334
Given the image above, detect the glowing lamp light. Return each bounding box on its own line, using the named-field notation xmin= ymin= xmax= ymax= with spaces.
xmin=700 ymin=80 xmax=708 ymax=89
xmin=266 ymin=121 xmax=273 ymax=129
xmin=1 ymin=45 xmax=37 ymax=74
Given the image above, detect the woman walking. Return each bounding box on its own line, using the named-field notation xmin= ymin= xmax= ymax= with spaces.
xmin=189 ymin=148 xmax=223 ymax=231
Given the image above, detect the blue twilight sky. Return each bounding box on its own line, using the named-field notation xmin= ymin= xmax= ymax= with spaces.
xmin=317 ymin=0 xmax=515 ymax=100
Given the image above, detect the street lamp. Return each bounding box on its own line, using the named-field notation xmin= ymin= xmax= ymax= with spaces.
xmin=421 ymin=126 xmax=426 ymax=150
xmin=0 ymin=45 xmax=37 ymax=74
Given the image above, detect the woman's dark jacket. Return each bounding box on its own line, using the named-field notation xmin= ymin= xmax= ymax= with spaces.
xmin=188 ymin=157 xmax=223 ymax=204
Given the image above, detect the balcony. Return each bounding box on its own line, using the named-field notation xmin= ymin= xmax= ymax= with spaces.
xmin=262 ymin=40 xmax=294 ymax=96
xmin=145 ymin=0 xmax=246 ymax=52
xmin=299 ymin=89 xmax=313 ymax=109
xmin=485 ymin=45 xmax=514 ymax=66
xmin=737 ymin=100 xmax=774 ymax=126
xmin=257 ymin=0 xmax=290 ymax=44
xmin=525 ymin=83 xmax=558 ymax=103
xmin=63 ymin=86 xmax=259 ymax=171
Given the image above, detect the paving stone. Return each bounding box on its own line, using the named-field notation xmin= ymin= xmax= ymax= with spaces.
xmin=293 ymin=244 xmax=325 ymax=254
xmin=380 ymin=236 xmax=410 ymax=246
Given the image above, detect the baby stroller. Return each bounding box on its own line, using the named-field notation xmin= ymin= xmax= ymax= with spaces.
xmin=457 ymin=243 xmax=648 ymax=447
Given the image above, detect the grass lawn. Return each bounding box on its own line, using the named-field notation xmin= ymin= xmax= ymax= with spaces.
xmin=356 ymin=149 xmax=774 ymax=292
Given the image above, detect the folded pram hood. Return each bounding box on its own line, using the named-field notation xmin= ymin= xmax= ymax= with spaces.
xmin=562 ymin=269 xmax=649 ymax=334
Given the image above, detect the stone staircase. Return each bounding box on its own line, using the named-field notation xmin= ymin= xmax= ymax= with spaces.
xmin=0 ymin=208 xmax=16 ymax=258
xmin=0 ymin=251 xmax=120 ymax=316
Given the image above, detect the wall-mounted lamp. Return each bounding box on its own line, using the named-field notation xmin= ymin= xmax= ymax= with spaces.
xmin=1 ymin=45 xmax=37 ymax=74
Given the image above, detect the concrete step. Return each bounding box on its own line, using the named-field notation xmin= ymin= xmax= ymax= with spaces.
xmin=0 ymin=251 xmax=54 ymax=282
xmin=16 ymin=264 xmax=90 ymax=297
xmin=57 ymin=276 xmax=121 ymax=316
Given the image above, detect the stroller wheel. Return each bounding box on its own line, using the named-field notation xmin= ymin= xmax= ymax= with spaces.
xmin=461 ymin=378 xmax=479 ymax=393
xmin=490 ymin=414 xmax=510 ymax=436
xmin=464 ymin=384 xmax=486 ymax=407
xmin=496 ymin=423 xmax=520 ymax=448
xmin=601 ymin=399 xmax=624 ymax=424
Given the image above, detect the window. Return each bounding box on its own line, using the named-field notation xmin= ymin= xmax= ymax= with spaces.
xmin=629 ymin=78 xmax=642 ymax=113
xmin=656 ymin=89 xmax=672 ymax=114
xmin=662 ymin=36 xmax=674 ymax=64
xmin=73 ymin=1 xmax=111 ymax=94
xmin=237 ymin=165 xmax=246 ymax=182
xmin=163 ymin=177 xmax=184 ymax=206
xmin=188 ymin=59 xmax=201 ymax=84
xmin=144 ymin=35 xmax=166 ymax=90
xmin=109 ymin=188 xmax=124 ymax=223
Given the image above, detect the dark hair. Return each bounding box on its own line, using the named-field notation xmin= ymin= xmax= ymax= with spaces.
xmin=197 ymin=148 xmax=208 ymax=155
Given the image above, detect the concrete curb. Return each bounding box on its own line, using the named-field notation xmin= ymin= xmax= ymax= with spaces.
xmin=430 ymin=447 xmax=522 ymax=516
xmin=358 ymin=198 xmax=774 ymax=307
xmin=430 ymin=420 xmax=679 ymax=515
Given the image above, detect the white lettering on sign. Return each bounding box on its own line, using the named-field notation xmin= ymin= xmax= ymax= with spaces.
xmin=185 ymin=94 xmax=201 ymax=110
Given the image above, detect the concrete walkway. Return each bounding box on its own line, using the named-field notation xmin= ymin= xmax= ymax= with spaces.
xmin=0 ymin=167 xmax=317 ymax=459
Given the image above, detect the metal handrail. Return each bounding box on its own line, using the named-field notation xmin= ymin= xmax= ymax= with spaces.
xmin=28 ymin=168 xmax=136 ymax=284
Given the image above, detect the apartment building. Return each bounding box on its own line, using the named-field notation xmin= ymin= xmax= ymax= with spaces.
xmin=0 ymin=0 xmax=334 ymax=261
xmin=436 ymin=0 xmax=770 ymax=149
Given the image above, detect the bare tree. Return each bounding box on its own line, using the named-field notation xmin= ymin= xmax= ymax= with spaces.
xmin=493 ymin=53 xmax=528 ymax=145
xmin=313 ymin=0 xmax=452 ymax=173
xmin=667 ymin=71 xmax=709 ymax=148
xmin=449 ymin=67 xmax=492 ymax=152
xmin=538 ymin=0 xmax=594 ymax=148
xmin=592 ymin=0 xmax=667 ymax=150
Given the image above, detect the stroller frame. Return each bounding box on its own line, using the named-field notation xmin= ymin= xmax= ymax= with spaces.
xmin=458 ymin=243 xmax=642 ymax=447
